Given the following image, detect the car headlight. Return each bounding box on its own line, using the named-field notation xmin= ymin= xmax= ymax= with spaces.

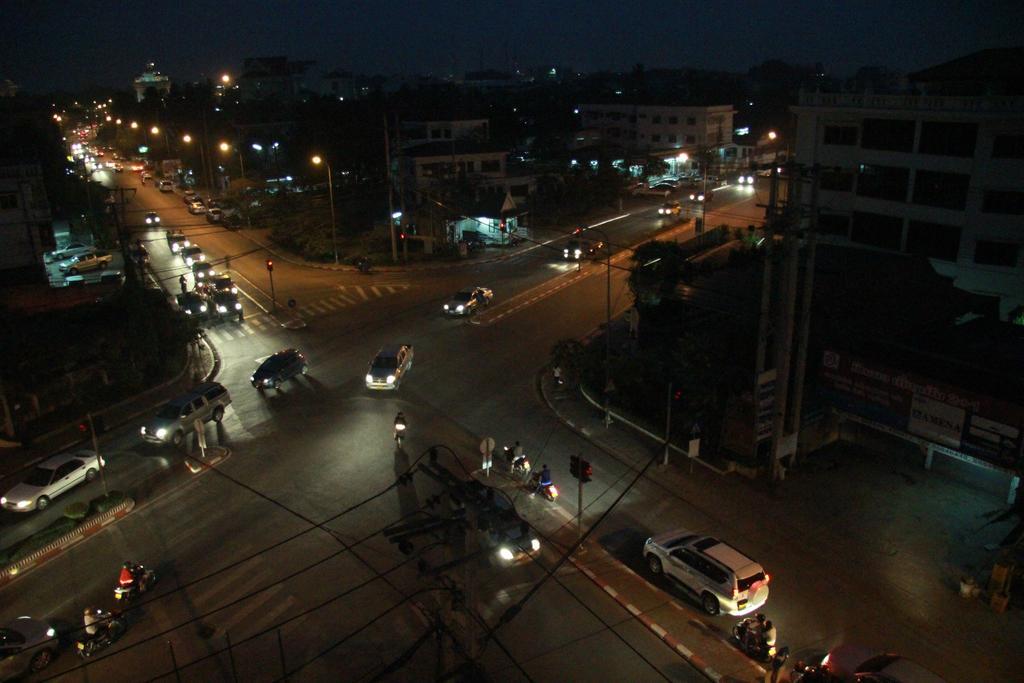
xmin=140 ymin=426 xmax=147 ymax=434
xmin=456 ymin=305 xmax=464 ymax=312
xmin=531 ymin=538 xmax=541 ymax=552
xmin=46 ymin=627 xmax=56 ymax=638
xmin=17 ymin=500 xmax=30 ymax=508
xmin=0 ymin=496 xmax=5 ymax=504
xmin=199 ymin=254 xmax=205 ymax=261
xmin=498 ymin=547 xmax=515 ymax=561
xmin=235 ymin=302 xmax=242 ymax=310
xmin=365 ymin=374 xmax=374 ymax=383
xmin=184 ymin=240 xmax=191 ymax=247
xmin=574 ymin=249 xmax=582 ymax=257
xmin=563 ymin=249 xmax=569 ymax=257
xmin=156 ymin=428 xmax=167 ymax=439
xmin=217 ymin=305 xmax=227 ymax=313
xmin=263 ymin=378 xmax=272 ymax=385
xmin=199 ymin=304 xmax=207 ymax=312
xmin=155 ymin=216 xmax=160 ymax=222
xmin=185 ymin=309 xmax=192 ymax=315
xmin=443 ymin=304 xmax=449 ymax=310
xmin=386 ymin=374 xmax=396 ymax=384
xmin=230 ymin=287 xmax=237 ymax=294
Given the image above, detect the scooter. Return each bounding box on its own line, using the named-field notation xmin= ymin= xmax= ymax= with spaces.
xmin=512 ymin=454 xmax=531 ymax=479
xmin=76 ymin=610 xmax=126 ymax=658
xmin=731 ymin=618 xmax=788 ymax=665
xmin=528 ymin=472 xmax=558 ymax=501
xmin=114 ymin=566 xmax=157 ymax=603
xmin=394 ymin=421 xmax=406 ymax=446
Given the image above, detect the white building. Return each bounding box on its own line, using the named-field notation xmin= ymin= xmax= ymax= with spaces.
xmin=791 ymin=50 xmax=1024 ymax=320
xmin=132 ymin=62 xmax=171 ymax=103
xmin=0 ymin=162 xmax=51 ymax=283
xmin=400 ymin=119 xmax=489 ymax=148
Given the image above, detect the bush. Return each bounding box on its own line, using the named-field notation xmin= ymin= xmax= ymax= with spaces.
xmin=10 ymin=518 xmax=79 ymax=563
xmin=90 ymin=490 xmax=126 ymax=515
xmin=64 ymin=501 xmax=89 ymax=521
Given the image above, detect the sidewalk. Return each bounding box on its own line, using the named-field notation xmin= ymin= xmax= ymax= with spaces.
xmin=535 ymin=369 xmax=1024 ymax=682
xmin=0 ymin=334 xmax=217 ymax=483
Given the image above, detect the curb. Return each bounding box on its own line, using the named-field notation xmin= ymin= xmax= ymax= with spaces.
xmin=0 ymin=497 xmax=135 ymax=589
xmin=570 ymin=555 xmax=726 ymax=682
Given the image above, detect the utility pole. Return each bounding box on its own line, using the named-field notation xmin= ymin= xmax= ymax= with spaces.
xmin=769 ymin=162 xmax=802 ymax=486
xmin=663 ymin=381 xmax=673 ymax=465
xmin=787 ymin=164 xmax=821 ymax=464
xmin=383 ymin=114 xmax=398 ymax=263
xmin=86 ymin=413 xmax=109 ymax=496
xmin=109 ymin=186 xmax=139 ymax=285
xmin=752 ymin=167 xmax=779 ymax=463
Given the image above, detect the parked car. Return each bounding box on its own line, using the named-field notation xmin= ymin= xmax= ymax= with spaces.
xmin=365 ymin=344 xmax=414 ymax=390
xmin=140 ymin=382 xmax=232 ymax=447
xmin=59 ymin=251 xmax=112 ymax=274
xmin=1 ymin=450 xmax=104 ymax=512
xmin=222 ymin=213 xmax=243 ymax=230
xmin=817 ymin=645 xmax=947 ymax=683
xmin=0 ymin=616 xmax=57 ymax=679
xmin=643 ymin=528 xmax=770 ymax=616
xmin=443 ymin=287 xmax=493 ymax=316
xmin=658 ymin=200 xmax=682 ymax=216
xmin=141 ymin=171 xmax=153 ymax=183
xmin=157 ymin=179 xmax=173 ymax=192
xmin=212 ymin=290 xmax=243 ymax=319
xmin=205 ymin=207 xmax=223 ymax=223
xmin=167 ymin=231 xmax=190 ymax=252
xmin=201 ymin=274 xmax=237 ymax=295
xmin=180 ymin=245 xmax=205 ymax=267
xmin=176 ymin=291 xmax=209 ymax=318
xmin=251 ymin=349 xmax=308 ymax=391
xmin=45 ymin=242 xmax=93 ymax=264
xmin=187 ymin=200 xmax=206 ymax=215
xmin=183 ymin=190 xmax=199 ymax=204
xmin=145 ymin=211 xmax=161 ymax=225
xmin=192 ymin=261 xmax=216 ymax=279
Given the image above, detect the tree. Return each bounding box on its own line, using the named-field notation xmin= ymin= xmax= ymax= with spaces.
xmin=643 ymin=156 xmax=669 ymax=179
xmin=628 ymin=240 xmax=688 ymax=306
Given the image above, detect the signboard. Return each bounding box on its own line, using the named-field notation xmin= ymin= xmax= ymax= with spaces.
xmin=819 ymin=350 xmax=1023 ymax=469
xmin=754 ymin=369 xmax=776 ymax=442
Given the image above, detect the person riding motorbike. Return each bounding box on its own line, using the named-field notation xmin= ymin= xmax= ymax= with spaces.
xmin=534 ymin=464 xmax=552 ymax=496
xmin=743 ymin=612 xmax=767 ymax=653
xmin=394 ymin=412 xmax=407 ymax=442
xmin=762 ymin=619 xmax=777 ymax=655
xmin=119 ymin=560 xmax=147 ymax=592
xmin=83 ymin=607 xmax=102 ymax=637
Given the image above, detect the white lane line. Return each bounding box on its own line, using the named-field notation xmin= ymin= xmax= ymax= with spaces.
xmin=384 ymin=285 xmax=397 ymax=294
xmin=353 ymin=286 xmax=369 ymax=301
xmin=675 ymin=642 xmax=693 ymax=658
xmin=317 ymin=300 xmax=337 ymax=311
xmin=370 ymin=286 xmax=382 ymax=297
xmin=331 ymin=294 xmax=354 ymax=306
xmin=308 ymin=302 xmax=329 ymax=313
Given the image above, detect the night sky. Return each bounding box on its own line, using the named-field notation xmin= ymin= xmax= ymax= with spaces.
xmin=2 ymin=0 xmax=1021 ymax=93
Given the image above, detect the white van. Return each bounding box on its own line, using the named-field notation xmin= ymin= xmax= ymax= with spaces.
xmin=157 ymin=179 xmax=173 ymax=192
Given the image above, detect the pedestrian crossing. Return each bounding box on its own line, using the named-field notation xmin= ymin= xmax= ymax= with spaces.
xmin=294 ymin=283 xmax=409 ymax=319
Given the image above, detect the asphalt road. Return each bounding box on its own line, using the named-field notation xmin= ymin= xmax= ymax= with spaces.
xmin=1 ymin=176 xmax=796 ymax=682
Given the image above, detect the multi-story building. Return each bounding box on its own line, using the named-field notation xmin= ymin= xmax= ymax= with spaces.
xmin=132 ymin=62 xmax=171 ymax=103
xmin=236 ymin=57 xmax=314 ymax=101
xmin=400 ymin=119 xmax=489 ymax=148
xmin=574 ymin=103 xmax=736 ymax=173
xmin=0 ymin=161 xmax=52 ymax=284
xmin=791 ymin=48 xmax=1024 ymax=320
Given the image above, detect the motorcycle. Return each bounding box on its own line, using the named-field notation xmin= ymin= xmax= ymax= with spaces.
xmin=394 ymin=421 xmax=406 ymax=446
xmin=76 ymin=610 xmax=126 ymax=658
xmin=114 ymin=566 xmax=157 ymax=603
xmin=512 ymin=454 xmax=531 ymax=479
xmin=528 ymin=471 xmax=558 ymax=501
xmin=731 ymin=617 xmax=788 ymax=664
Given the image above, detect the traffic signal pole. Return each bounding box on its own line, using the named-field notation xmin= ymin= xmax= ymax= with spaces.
xmin=266 ymin=258 xmax=276 ymax=311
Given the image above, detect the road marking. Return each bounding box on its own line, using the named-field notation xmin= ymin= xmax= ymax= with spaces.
xmin=241 ymin=324 xmax=256 ymax=334
xmin=370 ymin=285 xmax=382 ymax=298
xmin=216 ymin=585 xmax=283 ymax=635
xmin=318 ymin=300 xmax=337 ymax=311
xmin=384 ymin=285 xmax=398 ymax=294
xmin=331 ymin=294 xmax=355 ymax=306
xmin=353 ymin=286 xmax=369 ymax=301
xmin=625 ymin=603 xmax=642 ymax=616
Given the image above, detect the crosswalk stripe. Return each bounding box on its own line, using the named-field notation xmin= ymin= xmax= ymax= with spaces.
xmin=248 ymin=317 xmax=264 ymax=327
xmin=241 ymin=324 xmax=255 ymax=334
xmin=318 ymin=300 xmax=338 ymax=311
xmin=192 ymin=568 xmax=272 ymax=607
xmin=384 ymin=285 xmax=397 ymax=294
xmin=255 ymin=595 xmax=300 ymax=634
xmin=370 ymin=286 xmax=382 ymax=297
xmin=216 ymin=585 xmax=284 ymax=635
xmin=332 ymin=294 xmax=355 ymax=305
xmin=353 ymin=286 xmax=369 ymax=301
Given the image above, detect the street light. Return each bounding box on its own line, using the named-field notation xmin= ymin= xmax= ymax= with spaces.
xmin=311 ymin=155 xmax=339 ymax=264
xmin=150 ymin=126 xmax=160 ymax=135
xmin=130 ymin=121 xmax=138 ymax=129
xmin=768 ymin=131 xmax=778 ymax=141
xmin=578 ymin=226 xmax=613 ymax=427
xmin=182 ymin=134 xmax=192 ymax=143
xmin=219 ymin=141 xmax=245 ymax=178
xmin=221 ymin=74 xmax=231 ymax=85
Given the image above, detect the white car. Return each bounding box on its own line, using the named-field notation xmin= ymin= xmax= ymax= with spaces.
xmin=45 ymin=242 xmax=93 ymax=264
xmin=0 ymin=616 xmax=57 ymax=679
xmin=442 ymin=287 xmax=493 ymax=315
xmin=1 ymin=450 xmax=104 ymax=512
xmin=145 ymin=211 xmax=161 ymax=225
xmin=59 ymin=251 xmax=113 ymax=274
xmin=736 ymin=174 xmax=755 ymax=185
xmin=187 ymin=200 xmax=206 ymax=215
xmin=365 ymin=344 xmax=414 ymax=390
xmin=643 ymin=528 xmax=769 ymax=616
xmin=819 ymin=645 xmax=947 ymax=683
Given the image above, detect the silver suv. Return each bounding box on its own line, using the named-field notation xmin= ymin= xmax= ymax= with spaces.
xmin=643 ymin=529 xmax=770 ymax=616
xmin=140 ymin=382 xmax=231 ymax=447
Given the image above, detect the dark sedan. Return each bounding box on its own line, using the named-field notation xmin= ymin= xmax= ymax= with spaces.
xmin=251 ymin=349 xmax=308 ymax=391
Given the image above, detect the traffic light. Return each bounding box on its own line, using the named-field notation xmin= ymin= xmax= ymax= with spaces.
xmin=570 ymin=454 xmax=580 ymax=479
xmin=265 ymin=258 xmax=274 ymax=272
xmin=673 ymin=388 xmax=683 ymax=401
xmin=499 ymin=219 xmax=507 ymax=232
xmin=399 ymin=231 xmax=406 ymax=240
xmin=581 ymin=459 xmax=593 ymax=484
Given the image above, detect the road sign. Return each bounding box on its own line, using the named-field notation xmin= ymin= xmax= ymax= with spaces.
xmin=194 ymin=418 xmax=206 ymax=456
xmin=480 ymin=437 xmax=495 ymax=476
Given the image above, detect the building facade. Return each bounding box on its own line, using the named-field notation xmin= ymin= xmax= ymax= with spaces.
xmin=0 ymin=162 xmax=52 ymax=284
xmin=791 ymin=90 xmax=1024 ymax=319
xmin=132 ymin=62 xmax=171 ymax=102
xmin=236 ymin=57 xmax=314 ymax=101
xmin=575 ymin=103 xmax=735 ymax=152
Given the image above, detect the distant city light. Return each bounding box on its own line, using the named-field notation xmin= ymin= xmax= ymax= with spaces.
xmin=252 ymin=143 xmax=263 ymax=151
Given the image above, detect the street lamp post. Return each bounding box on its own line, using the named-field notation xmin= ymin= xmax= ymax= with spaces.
xmin=581 ymin=226 xmax=613 ymax=427
xmin=311 ymin=155 xmax=339 ymax=264
xmin=219 ymin=141 xmax=245 ymax=179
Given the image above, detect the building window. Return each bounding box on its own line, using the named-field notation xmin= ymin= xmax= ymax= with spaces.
xmin=974 ymin=240 xmax=1020 ymax=267
xmin=651 ymin=134 xmax=661 ymax=142
xmin=856 ymin=164 xmax=909 ymax=202
xmin=820 ymin=169 xmax=854 ymax=192
xmin=0 ymin=193 xmax=17 ymax=209
xmin=912 ymin=170 xmax=970 ymax=210
xmin=687 ymin=117 xmax=696 ymax=125
xmin=823 ymin=125 xmax=857 ymax=146
xmin=860 ymin=118 xmax=915 ymax=152
xmin=629 ymin=115 xmax=636 ymax=123
xmin=481 ymin=160 xmax=501 ymax=173
xmin=983 ymin=190 xmax=1024 ymax=215
xmin=443 ymin=129 xmax=452 ymax=139
xmin=851 ymin=211 xmax=902 ymax=250
xmin=918 ymin=121 xmax=977 ymax=157
xmin=817 ymin=212 xmax=850 ymax=236
xmin=652 ymin=115 xmax=662 ymax=124
xmin=685 ymin=135 xmax=696 ymax=143
xmin=906 ymin=220 xmax=961 ymax=261
xmin=668 ymin=116 xmax=678 ymax=124
xmin=668 ymin=134 xmax=677 ymax=143
xmin=992 ymin=134 xmax=1024 ymax=159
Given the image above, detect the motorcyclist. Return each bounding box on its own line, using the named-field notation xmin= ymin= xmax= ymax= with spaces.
xmin=743 ymin=612 xmax=766 ymax=652
xmin=394 ymin=412 xmax=407 ymax=440
xmin=83 ymin=607 xmax=102 ymax=637
xmin=534 ymin=464 xmax=552 ymax=496
xmin=119 ymin=560 xmax=145 ymax=592
xmin=508 ymin=441 xmax=525 ymax=472
xmin=762 ymin=619 xmax=777 ymax=655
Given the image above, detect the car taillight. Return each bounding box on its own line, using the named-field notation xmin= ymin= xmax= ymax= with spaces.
xmin=764 ymin=573 xmax=771 ymax=584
